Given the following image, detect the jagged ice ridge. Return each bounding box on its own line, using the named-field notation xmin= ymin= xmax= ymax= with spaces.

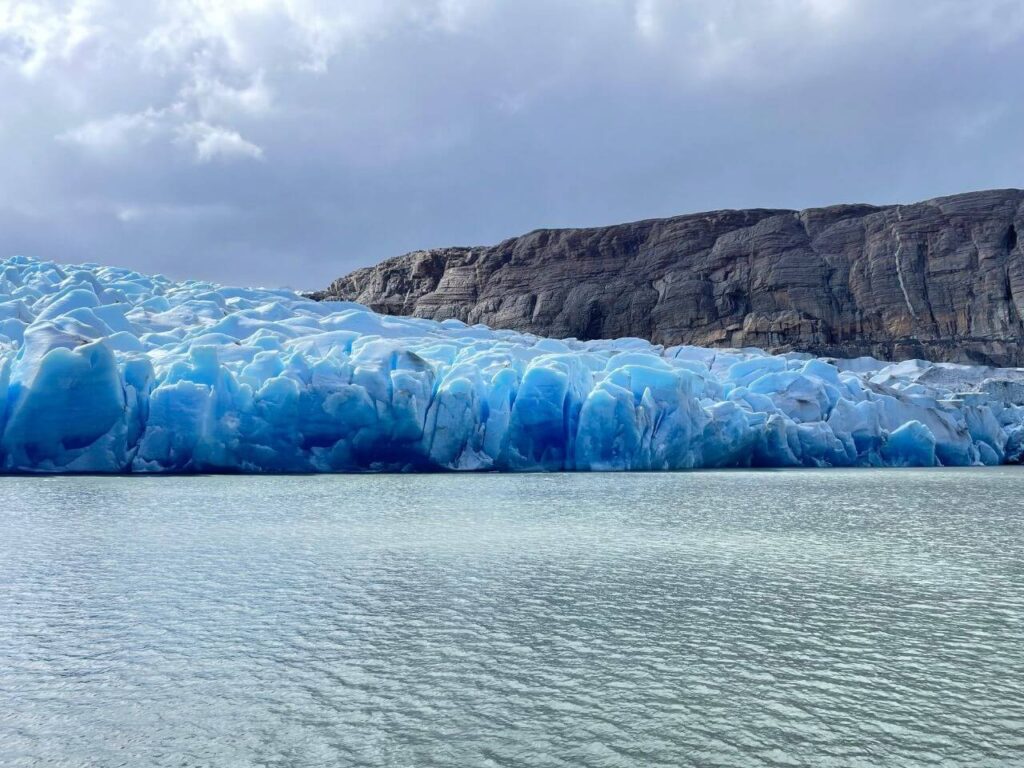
xmin=1 ymin=255 xmax=1023 ymax=473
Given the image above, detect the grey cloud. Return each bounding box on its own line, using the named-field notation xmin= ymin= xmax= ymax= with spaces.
xmin=1 ymin=0 xmax=1022 ymax=287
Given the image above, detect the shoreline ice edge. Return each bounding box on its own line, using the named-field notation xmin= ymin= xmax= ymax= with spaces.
xmin=1 ymin=255 xmax=1023 ymax=473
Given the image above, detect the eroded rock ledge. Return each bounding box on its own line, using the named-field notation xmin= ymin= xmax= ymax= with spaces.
xmin=316 ymin=189 xmax=1024 ymax=366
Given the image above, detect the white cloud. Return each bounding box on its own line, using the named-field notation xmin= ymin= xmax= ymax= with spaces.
xmin=57 ymin=108 xmax=166 ymax=151
xmin=21 ymin=0 xmax=418 ymax=165
xmin=0 ymin=0 xmax=108 ymax=76
xmin=136 ymin=0 xmax=407 ymax=75
xmin=184 ymin=70 xmax=272 ymax=121
xmin=176 ymin=121 xmax=264 ymax=162
xmin=59 ymin=106 xmax=264 ymax=164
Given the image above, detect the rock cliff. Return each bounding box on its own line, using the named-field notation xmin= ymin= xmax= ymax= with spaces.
xmin=316 ymin=189 xmax=1024 ymax=365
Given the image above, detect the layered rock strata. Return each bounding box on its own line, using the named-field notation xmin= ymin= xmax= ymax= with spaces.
xmin=317 ymin=189 xmax=1024 ymax=366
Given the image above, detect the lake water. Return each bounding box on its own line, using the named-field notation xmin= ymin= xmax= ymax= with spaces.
xmin=2 ymin=469 xmax=1023 ymax=767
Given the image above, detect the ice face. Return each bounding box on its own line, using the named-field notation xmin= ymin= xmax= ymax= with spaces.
xmin=1 ymin=254 xmax=1024 ymax=473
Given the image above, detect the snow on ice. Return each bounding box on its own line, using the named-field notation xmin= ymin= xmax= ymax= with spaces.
xmin=1 ymin=255 xmax=1023 ymax=473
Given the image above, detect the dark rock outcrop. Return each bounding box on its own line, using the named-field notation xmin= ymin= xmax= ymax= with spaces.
xmin=316 ymin=189 xmax=1024 ymax=365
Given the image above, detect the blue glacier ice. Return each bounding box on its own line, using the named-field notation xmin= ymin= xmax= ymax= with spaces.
xmin=1 ymin=254 xmax=1024 ymax=473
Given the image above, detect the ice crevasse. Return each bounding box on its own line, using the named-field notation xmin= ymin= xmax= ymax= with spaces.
xmin=1 ymin=255 xmax=1024 ymax=473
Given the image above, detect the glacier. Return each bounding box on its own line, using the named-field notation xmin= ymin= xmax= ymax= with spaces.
xmin=1 ymin=254 xmax=1024 ymax=473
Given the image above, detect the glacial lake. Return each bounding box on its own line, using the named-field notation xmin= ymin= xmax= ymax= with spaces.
xmin=2 ymin=470 xmax=1023 ymax=767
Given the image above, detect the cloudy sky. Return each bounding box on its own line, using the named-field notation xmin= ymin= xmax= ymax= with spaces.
xmin=1 ymin=0 xmax=1022 ymax=288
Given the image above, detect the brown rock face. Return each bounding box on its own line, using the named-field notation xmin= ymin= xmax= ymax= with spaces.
xmin=317 ymin=189 xmax=1024 ymax=365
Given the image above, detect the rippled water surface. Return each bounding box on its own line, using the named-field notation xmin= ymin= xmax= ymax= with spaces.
xmin=3 ymin=470 xmax=1024 ymax=767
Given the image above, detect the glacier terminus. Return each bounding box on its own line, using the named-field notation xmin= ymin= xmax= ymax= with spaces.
xmin=0 ymin=255 xmax=1023 ymax=473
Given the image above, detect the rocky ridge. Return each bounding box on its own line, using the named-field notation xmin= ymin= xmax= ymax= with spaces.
xmin=316 ymin=189 xmax=1024 ymax=366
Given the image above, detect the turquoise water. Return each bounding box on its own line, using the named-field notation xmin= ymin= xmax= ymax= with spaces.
xmin=2 ymin=470 xmax=1023 ymax=767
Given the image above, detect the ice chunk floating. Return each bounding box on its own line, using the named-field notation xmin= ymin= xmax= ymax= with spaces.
xmin=1 ymin=255 xmax=1024 ymax=473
